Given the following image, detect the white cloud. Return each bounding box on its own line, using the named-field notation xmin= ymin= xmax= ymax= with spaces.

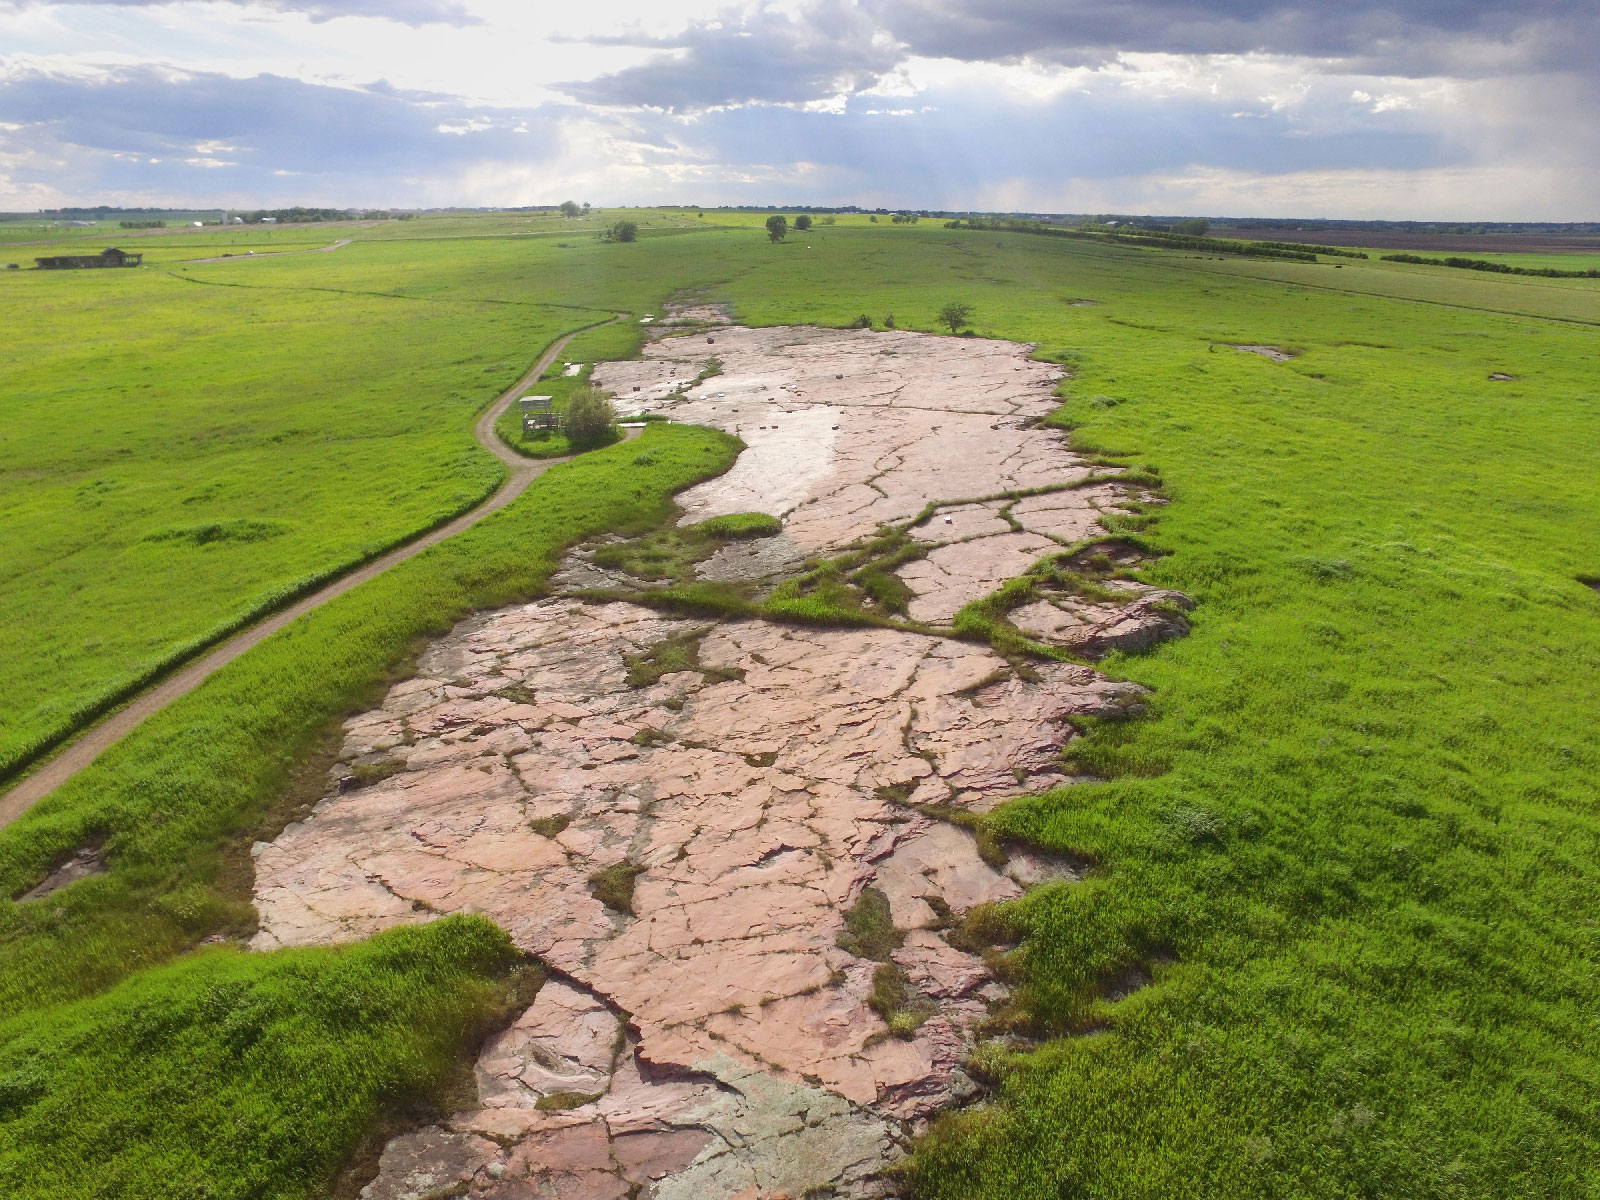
xmin=0 ymin=0 xmax=1593 ymax=215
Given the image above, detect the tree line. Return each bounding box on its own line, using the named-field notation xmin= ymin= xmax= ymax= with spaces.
xmin=1382 ymin=253 xmax=1600 ymax=279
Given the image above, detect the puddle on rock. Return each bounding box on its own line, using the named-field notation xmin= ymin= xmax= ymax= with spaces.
xmin=589 ymin=325 xmax=1149 ymax=627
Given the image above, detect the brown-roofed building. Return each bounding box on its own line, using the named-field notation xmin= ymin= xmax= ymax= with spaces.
xmin=35 ymin=247 xmax=143 ymax=269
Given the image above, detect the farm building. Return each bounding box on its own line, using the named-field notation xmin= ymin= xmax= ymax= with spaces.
xmin=519 ymin=394 xmax=559 ymax=434
xmin=35 ymin=247 xmax=143 ymax=270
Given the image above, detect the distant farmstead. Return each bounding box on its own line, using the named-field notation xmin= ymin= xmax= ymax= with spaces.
xmin=35 ymin=247 xmax=143 ymax=270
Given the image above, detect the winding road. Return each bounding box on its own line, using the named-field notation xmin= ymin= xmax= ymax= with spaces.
xmin=0 ymin=320 xmax=623 ymax=829
xmin=180 ymin=238 xmax=353 ymax=264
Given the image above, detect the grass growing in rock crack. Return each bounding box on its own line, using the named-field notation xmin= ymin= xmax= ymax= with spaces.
xmin=868 ymin=963 xmax=936 ymax=1039
xmin=587 ymin=862 xmax=647 ymax=916
xmin=949 ymin=534 xmax=1168 ymax=660
xmin=836 ymin=885 xmax=903 ymax=961
xmin=622 ymin=627 xmax=746 ymax=687
xmin=589 ymin=509 xmax=781 ymax=584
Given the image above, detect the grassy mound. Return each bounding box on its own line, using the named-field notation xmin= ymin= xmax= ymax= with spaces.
xmin=0 ymin=917 xmax=530 ymax=1200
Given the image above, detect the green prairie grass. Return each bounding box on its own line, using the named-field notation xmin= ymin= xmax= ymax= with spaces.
xmin=0 ymin=916 xmax=532 ymax=1200
xmin=702 ymin=222 xmax=1600 ymax=1197
xmin=3 ymin=213 xmax=1599 ymax=1198
xmin=0 ymin=262 xmax=575 ymax=779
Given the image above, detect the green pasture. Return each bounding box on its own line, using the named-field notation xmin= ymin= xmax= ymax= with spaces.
xmin=2 ymin=212 xmax=1599 ymax=1197
xmin=0 ymin=255 xmax=569 ymax=778
xmin=0 ymin=217 xmax=786 ymax=782
xmin=0 ymin=915 xmax=534 ymax=1200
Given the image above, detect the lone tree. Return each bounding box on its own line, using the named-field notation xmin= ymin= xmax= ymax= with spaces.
xmin=608 ymin=220 xmax=637 ymax=243
xmin=1174 ymin=217 xmax=1210 ymax=236
xmin=938 ymin=301 xmax=974 ymax=334
xmin=766 ymin=215 xmax=788 ymax=243
xmin=559 ymin=200 xmax=581 ymax=218
xmin=794 ymin=214 xmax=812 ymax=231
xmin=564 ymin=386 xmax=617 ymax=447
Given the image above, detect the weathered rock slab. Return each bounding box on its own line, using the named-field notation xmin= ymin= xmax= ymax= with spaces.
xmin=589 ymin=326 xmax=1094 ymax=560
xmin=255 ymin=600 xmax=1145 ymax=1197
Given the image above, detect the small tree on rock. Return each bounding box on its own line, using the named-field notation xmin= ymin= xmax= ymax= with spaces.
xmin=564 ymin=386 xmax=616 ymax=447
xmin=559 ymin=200 xmax=581 ymax=218
xmin=938 ymin=301 xmax=974 ymax=334
xmin=794 ymin=214 xmax=812 ymax=231
xmin=766 ymin=215 xmax=788 ymax=243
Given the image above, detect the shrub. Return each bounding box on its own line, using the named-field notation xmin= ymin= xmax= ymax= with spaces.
xmin=563 ymin=386 xmax=617 ymax=447
xmin=938 ymin=301 xmax=974 ymax=333
xmin=794 ymin=215 xmax=812 ymax=231
xmin=765 ymin=215 xmax=788 ymax=243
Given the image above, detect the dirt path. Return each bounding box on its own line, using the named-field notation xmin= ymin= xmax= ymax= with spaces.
xmin=180 ymin=238 xmax=352 ymax=264
xmin=0 ymin=319 xmax=623 ymax=830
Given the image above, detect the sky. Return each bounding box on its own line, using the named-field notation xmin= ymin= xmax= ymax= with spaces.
xmin=1 ymin=0 xmax=1597 ymax=218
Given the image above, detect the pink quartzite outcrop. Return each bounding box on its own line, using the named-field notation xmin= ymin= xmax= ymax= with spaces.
xmin=255 ymin=602 xmax=1142 ymax=1197
xmin=249 ymin=320 xmax=1190 ymax=1198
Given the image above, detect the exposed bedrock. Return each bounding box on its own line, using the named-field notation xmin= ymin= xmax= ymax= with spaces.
xmin=254 ymin=601 xmax=1144 ymax=1198
xmin=588 ymin=325 xmax=1142 ymax=621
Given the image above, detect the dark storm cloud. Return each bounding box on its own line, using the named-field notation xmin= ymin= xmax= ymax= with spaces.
xmin=567 ymin=0 xmax=1600 ymax=115
xmin=627 ymin=77 xmax=1455 ymax=200
xmin=0 ymin=0 xmax=476 ymax=26
xmin=871 ymin=0 xmax=1600 ymax=75
xmin=0 ymin=66 xmax=559 ymax=196
xmin=560 ymin=0 xmax=901 ymax=111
